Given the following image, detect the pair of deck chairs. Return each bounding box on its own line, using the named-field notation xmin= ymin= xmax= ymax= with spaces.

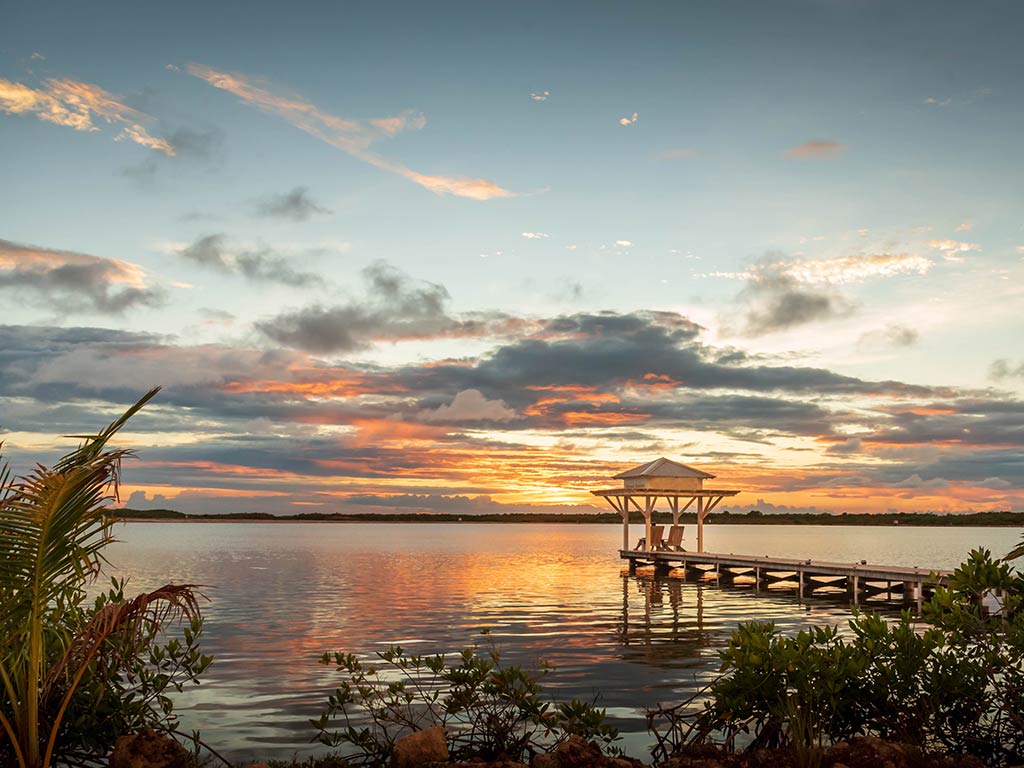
xmin=637 ymin=524 xmax=685 ymax=552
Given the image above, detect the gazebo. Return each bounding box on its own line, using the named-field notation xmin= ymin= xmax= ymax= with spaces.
xmin=591 ymin=457 xmax=740 ymax=553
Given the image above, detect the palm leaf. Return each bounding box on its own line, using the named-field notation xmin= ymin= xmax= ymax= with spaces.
xmin=1005 ymin=536 xmax=1024 ymax=562
xmin=0 ymin=387 xmax=161 ymax=768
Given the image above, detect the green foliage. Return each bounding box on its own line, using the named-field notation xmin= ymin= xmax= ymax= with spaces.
xmin=0 ymin=389 xmax=211 ymax=768
xmin=690 ymin=548 xmax=1024 ymax=766
xmin=312 ymin=634 xmax=619 ymax=766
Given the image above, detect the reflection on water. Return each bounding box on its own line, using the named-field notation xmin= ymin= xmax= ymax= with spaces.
xmin=101 ymin=522 xmax=1020 ymax=761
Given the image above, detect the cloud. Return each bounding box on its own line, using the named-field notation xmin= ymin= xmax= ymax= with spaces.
xmin=990 ymin=359 xmax=1024 ymax=382
xmin=893 ymin=474 xmax=949 ymax=489
xmin=955 ymin=219 xmax=975 ymax=232
xmin=0 ymin=238 xmax=164 ymax=313
xmin=122 ymin=125 xmax=225 ymax=182
xmin=826 ymin=437 xmax=863 ymax=455
xmin=858 ymin=324 xmax=920 ymax=350
xmin=925 ymin=96 xmax=953 ymax=107
xmin=738 ymin=273 xmax=854 ymax=335
xmin=368 ymin=109 xmax=426 ymax=136
xmin=521 ymin=232 xmax=549 ymax=239
xmin=187 ymin=64 xmax=514 ymax=200
xmin=615 ymin=240 xmax=633 ymax=247
xmin=14 ymin=307 xmax=1022 ymax=516
xmin=177 ymin=234 xmax=323 ymax=287
xmin=420 ymin=389 xmax=516 ymax=422
xmin=256 ymin=262 xmax=462 ymax=353
xmin=619 ymin=112 xmax=638 ymax=126
xmin=0 ymin=77 xmax=173 ymax=154
xmin=530 ymin=91 xmax=550 ymax=102
xmin=1016 ymin=246 xmax=1024 ymax=255
xmin=710 ymin=252 xmax=934 ymax=285
xmin=255 ymin=187 xmax=331 ymax=221
xmin=928 ymin=239 xmax=979 ymax=263
xmin=786 ymin=140 xmax=846 ymax=159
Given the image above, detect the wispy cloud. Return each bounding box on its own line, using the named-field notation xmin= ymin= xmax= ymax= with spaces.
xmin=925 ymin=96 xmax=952 ymax=107
xmin=786 ymin=140 xmax=846 ymax=159
xmin=990 ymin=359 xmax=1024 ymax=381
xmin=176 ymin=234 xmax=323 ymax=287
xmin=858 ymin=324 xmax=920 ymax=350
xmin=254 ymin=187 xmax=331 ymax=221
xmin=954 ymin=219 xmax=975 ymax=232
xmin=615 ymin=239 xmax=633 ymax=247
xmin=619 ymin=112 xmax=638 ymax=126
xmin=708 ymin=252 xmax=933 ymax=285
xmin=368 ymin=109 xmax=426 ymax=136
xmin=0 ymin=238 xmax=164 ymax=312
xmin=928 ymin=239 xmax=979 ymax=262
xmin=187 ymin=64 xmax=514 ymax=200
xmin=530 ymin=91 xmax=550 ymax=102
xmin=0 ymin=77 xmax=174 ymax=154
xmin=521 ymin=232 xmax=549 ymax=240
xmin=735 ymin=272 xmax=854 ymax=336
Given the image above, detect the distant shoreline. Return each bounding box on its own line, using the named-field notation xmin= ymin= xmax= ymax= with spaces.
xmin=112 ymin=508 xmax=1024 ymax=527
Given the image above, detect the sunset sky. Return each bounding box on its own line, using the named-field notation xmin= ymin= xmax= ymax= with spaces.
xmin=2 ymin=0 xmax=1023 ymax=516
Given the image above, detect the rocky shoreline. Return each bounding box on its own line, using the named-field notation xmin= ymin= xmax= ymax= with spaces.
xmin=109 ymin=728 xmax=988 ymax=768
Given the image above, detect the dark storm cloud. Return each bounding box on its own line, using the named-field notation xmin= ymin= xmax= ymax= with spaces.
xmin=178 ymin=234 xmax=323 ymax=287
xmin=637 ymin=394 xmax=835 ymax=438
xmin=738 ymin=272 xmax=855 ymax=335
xmin=863 ymin=398 xmax=1024 ymax=448
xmin=254 ymin=187 xmax=331 ymax=221
xmin=256 ymin=262 xmax=514 ymax=353
xmin=396 ymin=310 xmax=933 ymax=401
xmin=0 ymin=239 xmax=165 ymax=314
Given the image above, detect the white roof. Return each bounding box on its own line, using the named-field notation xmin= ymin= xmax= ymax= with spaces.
xmin=613 ymin=457 xmax=716 ymax=480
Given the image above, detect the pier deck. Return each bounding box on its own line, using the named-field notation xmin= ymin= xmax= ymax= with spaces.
xmin=621 ymin=549 xmax=953 ymax=610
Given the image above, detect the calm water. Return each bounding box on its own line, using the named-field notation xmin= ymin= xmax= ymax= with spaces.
xmin=103 ymin=522 xmax=1020 ymax=762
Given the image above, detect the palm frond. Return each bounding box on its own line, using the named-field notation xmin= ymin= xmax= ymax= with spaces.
xmin=41 ymin=584 xmax=202 ymax=768
xmin=0 ymin=388 xmax=162 ymax=768
xmin=1005 ymin=536 xmax=1024 ymax=562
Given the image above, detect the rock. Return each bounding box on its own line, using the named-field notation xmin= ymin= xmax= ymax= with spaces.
xmin=555 ymin=736 xmax=604 ymax=768
xmin=108 ymin=728 xmax=191 ymax=768
xmin=391 ymin=726 xmax=449 ymax=768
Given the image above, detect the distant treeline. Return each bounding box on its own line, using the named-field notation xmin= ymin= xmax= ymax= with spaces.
xmin=112 ymin=507 xmax=1024 ymax=526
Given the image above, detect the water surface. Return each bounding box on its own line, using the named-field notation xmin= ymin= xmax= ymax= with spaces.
xmin=104 ymin=522 xmax=1020 ymax=761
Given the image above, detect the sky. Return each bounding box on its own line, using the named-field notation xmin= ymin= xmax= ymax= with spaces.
xmin=2 ymin=0 xmax=1024 ymax=517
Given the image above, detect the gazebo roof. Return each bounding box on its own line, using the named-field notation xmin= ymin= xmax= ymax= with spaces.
xmin=612 ymin=457 xmax=716 ymax=480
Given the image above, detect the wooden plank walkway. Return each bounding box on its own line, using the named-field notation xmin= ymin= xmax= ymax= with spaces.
xmin=621 ymin=549 xmax=953 ymax=611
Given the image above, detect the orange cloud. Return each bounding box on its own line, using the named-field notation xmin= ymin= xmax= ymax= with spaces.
xmin=187 ymin=63 xmax=514 ymax=200
xmin=0 ymin=77 xmax=173 ymax=154
xmin=0 ymin=241 xmax=149 ymax=288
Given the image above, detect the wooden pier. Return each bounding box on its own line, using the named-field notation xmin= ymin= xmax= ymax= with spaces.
xmin=621 ymin=549 xmax=952 ymax=611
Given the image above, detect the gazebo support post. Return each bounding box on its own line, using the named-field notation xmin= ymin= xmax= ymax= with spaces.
xmin=697 ymin=497 xmax=705 ymax=552
xmin=643 ymin=496 xmax=654 ymax=551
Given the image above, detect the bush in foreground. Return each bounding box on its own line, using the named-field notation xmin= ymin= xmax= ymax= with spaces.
xmin=313 ymin=632 xmax=620 ymax=767
xmin=664 ymin=548 xmax=1023 ymax=766
xmin=0 ymin=389 xmax=211 ymax=768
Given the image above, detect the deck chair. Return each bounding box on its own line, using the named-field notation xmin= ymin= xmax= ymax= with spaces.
xmin=660 ymin=525 xmax=685 ymax=551
xmin=636 ymin=524 xmax=665 ymax=551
